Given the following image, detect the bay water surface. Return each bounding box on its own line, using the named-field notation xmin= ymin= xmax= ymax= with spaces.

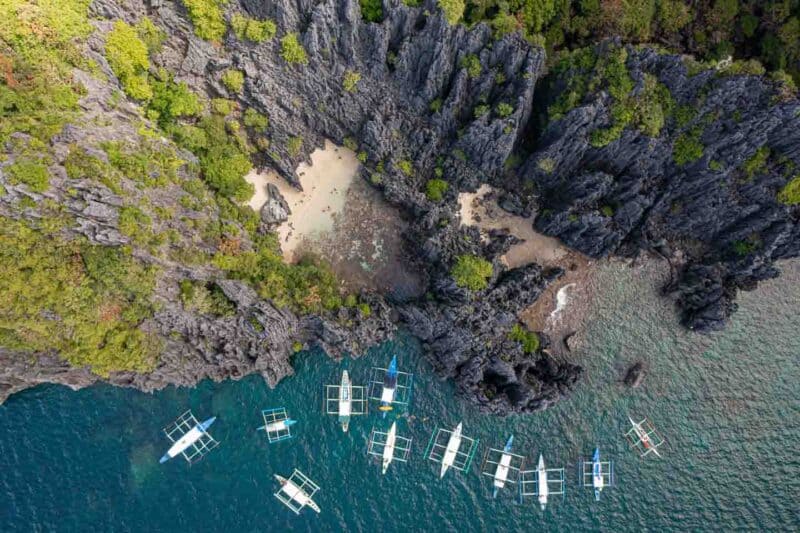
xmin=1 ymin=260 xmax=798 ymax=532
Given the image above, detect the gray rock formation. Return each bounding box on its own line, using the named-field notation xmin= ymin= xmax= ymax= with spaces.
xmin=259 ymin=183 xmax=291 ymax=227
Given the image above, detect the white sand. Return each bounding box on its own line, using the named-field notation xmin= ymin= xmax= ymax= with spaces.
xmin=458 ymin=184 xmax=569 ymax=268
xmin=244 ymin=140 xmax=360 ymax=262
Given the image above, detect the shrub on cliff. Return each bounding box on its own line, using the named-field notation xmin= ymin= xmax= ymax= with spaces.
xmin=451 ymin=254 xmax=493 ymax=291
xmin=280 ymin=33 xmax=309 ymax=65
xmin=221 ymin=69 xmax=245 ymax=93
xmin=230 ymin=14 xmax=276 ymax=42
xmin=148 ymin=71 xmax=203 ymax=125
xmin=359 ymin=0 xmax=383 ymax=23
xmin=343 ymin=70 xmax=361 ymax=92
xmin=105 ymin=20 xmax=152 ymax=101
xmin=425 ymin=179 xmax=448 ymax=202
xmin=777 ymin=176 xmax=800 ymax=205
xmin=180 ymin=0 xmax=227 ymax=42
xmin=438 ymin=0 xmax=465 ymax=25
xmin=509 ymin=324 xmax=540 ymax=353
xmin=673 ymin=126 xmax=705 ymax=165
xmin=5 ymin=160 xmax=50 ymax=192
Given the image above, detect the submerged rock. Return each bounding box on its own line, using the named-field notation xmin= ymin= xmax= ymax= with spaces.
xmin=623 ymin=361 xmax=647 ymax=388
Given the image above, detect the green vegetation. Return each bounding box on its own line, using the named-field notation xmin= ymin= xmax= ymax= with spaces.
xmin=287 ymin=136 xmax=303 ymax=156
xmin=118 ymin=205 xmax=154 ymax=246
xmin=213 ymin=234 xmax=343 ymax=313
xmin=105 ymin=20 xmax=152 ymax=101
xmin=211 ymin=98 xmax=236 ymax=116
xmin=600 ymin=205 xmax=614 ymax=217
xmin=359 ymin=0 xmax=383 ymax=23
xmin=179 ymin=280 xmax=236 ymax=316
xmin=0 ymin=217 xmax=158 ymax=376
xmin=508 ymin=324 xmax=539 ymax=354
xmin=457 ymin=1 xmax=800 ymax=85
xmin=732 ymin=239 xmax=757 ymax=256
xmin=343 ymin=70 xmax=361 ymax=92
xmin=474 ymin=104 xmax=489 ymax=118
xmin=180 ymin=0 xmax=227 ymax=42
xmin=496 ymin=102 xmax=514 ymax=118
xmin=460 ymin=54 xmax=482 ymax=79
xmin=221 ymin=69 xmax=245 ymax=93
xmin=430 ymin=99 xmax=443 ymax=113
xmin=280 ymin=33 xmax=309 ymax=65
xmin=243 ymin=108 xmax=268 ymax=130
xmin=777 ymin=175 xmax=800 ymax=205
xmin=5 ymin=160 xmax=50 ymax=192
xmin=741 ymin=147 xmax=770 ymax=180
xmin=425 ymin=179 xmax=449 ymax=202
xmin=396 ymin=159 xmax=413 ymax=176
xmin=673 ymin=126 xmax=705 ymax=165
xmin=438 ymin=0 xmax=465 ymax=25
xmin=537 ymin=157 xmax=556 ymax=173
xmin=451 ymin=254 xmax=492 ymax=291
xmin=230 ymin=14 xmax=276 ymax=42
xmin=135 ymin=17 xmax=167 ymax=54
xmin=148 ymin=70 xmax=203 ymax=125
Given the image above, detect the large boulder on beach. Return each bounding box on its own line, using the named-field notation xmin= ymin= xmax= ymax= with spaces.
xmin=260 ymin=183 xmax=291 ymax=228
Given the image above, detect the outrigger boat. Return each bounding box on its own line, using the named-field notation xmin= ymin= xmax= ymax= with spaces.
xmin=367 ymin=422 xmax=412 ymax=474
xmin=368 ymin=356 xmax=413 ymax=416
xmin=325 ymin=370 xmax=367 ymax=429
xmin=625 ymin=416 xmax=665 ymax=458
xmin=338 ymin=370 xmax=352 ymax=432
xmin=258 ymin=408 xmax=296 ymax=443
xmin=425 ymin=423 xmax=479 ymax=479
xmin=493 ymin=435 xmax=514 ymax=498
xmin=520 ymin=454 xmax=564 ymax=509
xmin=382 ymin=422 xmax=398 ymax=474
xmin=592 ymin=448 xmax=604 ymax=500
xmin=440 ymin=422 xmax=463 ymax=478
xmin=160 ymin=412 xmax=218 ymax=464
xmin=481 ymin=435 xmax=525 ymax=498
xmin=578 ymin=448 xmax=614 ymax=501
xmin=536 ymin=454 xmax=549 ymax=510
xmin=274 ymin=470 xmax=321 ymax=514
xmin=379 ymin=355 xmax=399 ymax=417
xmin=258 ymin=415 xmax=297 ymax=434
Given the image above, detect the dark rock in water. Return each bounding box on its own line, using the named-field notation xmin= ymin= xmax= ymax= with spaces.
xmin=624 ymin=361 xmax=647 ymax=388
xmin=259 ymin=183 xmax=291 ymax=228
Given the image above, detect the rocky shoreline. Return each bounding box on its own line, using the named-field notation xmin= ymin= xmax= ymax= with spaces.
xmin=1 ymin=0 xmax=798 ymax=413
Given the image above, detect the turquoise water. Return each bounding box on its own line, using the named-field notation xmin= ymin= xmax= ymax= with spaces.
xmin=1 ymin=261 xmax=799 ymax=532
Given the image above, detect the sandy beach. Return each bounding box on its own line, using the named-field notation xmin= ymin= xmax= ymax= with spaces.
xmin=245 ymin=140 xmax=359 ymax=262
xmin=458 ymin=184 xmax=598 ymax=344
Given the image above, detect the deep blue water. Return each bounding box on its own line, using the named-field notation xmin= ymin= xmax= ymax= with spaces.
xmin=1 ymin=261 xmax=799 ymax=532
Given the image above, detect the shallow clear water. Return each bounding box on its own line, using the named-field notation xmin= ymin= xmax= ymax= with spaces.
xmin=1 ymin=260 xmax=799 ymax=532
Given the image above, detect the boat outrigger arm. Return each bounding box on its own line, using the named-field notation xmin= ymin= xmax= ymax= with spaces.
xmin=274 ymin=472 xmax=321 ymax=514
xmin=160 ymin=416 xmax=216 ymax=464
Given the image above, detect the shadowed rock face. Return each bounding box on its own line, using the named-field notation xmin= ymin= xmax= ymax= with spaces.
xmin=3 ymin=0 xmax=797 ymax=413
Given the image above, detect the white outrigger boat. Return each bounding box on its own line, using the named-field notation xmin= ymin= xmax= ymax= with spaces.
xmin=481 ymin=435 xmax=525 ymax=498
xmin=520 ymin=454 xmax=564 ymax=510
xmin=579 ymin=448 xmax=614 ymax=501
xmin=440 ymin=422 xmax=463 ymax=478
xmin=274 ymin=469 xmax=321 ymax=515
xmin=425 ymin=422 xmax=479 ymax=479
xmin=160 ymin=410 xmax=219 ymax=464
xmin=324 ymin=370 xmax=367 ymax=431
xmin=624 ymin=416 xmax=665 ymax=458
xmin=339 ymin=370 xmax=352 ymax=432
xmin=367 ymin=422 xmax=412 ymax=474
xmin=257 ymin=407 xmax=296 ymax=443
